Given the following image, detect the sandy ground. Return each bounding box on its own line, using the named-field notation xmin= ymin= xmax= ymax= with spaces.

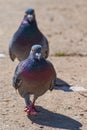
xmin=0 ymin=0 xmax=87 ymax=130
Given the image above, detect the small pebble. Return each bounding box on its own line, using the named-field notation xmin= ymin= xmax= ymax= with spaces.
xmin=80 ymin=114 xmax=84 ymax=116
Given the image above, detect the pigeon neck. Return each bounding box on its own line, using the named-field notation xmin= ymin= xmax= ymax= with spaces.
xmin=28 ymin=52 xmax=42 ymax=61
xmin=21 ymin=17 xmax=37 ymax=26
xmin=27 ymin=20 xmax=37 ymax=26
xmin=21 ymin=20 xmax=28 ymax=25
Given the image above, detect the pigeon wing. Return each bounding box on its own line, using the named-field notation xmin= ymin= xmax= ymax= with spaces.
xmin=47 ymin=60 xmax=57 ymax=90
xmin=13 ymin=62 xmax=23 ymax=89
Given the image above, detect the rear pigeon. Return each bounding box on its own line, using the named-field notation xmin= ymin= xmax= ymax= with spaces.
xmin=9 ymin=8 xmax=49 ymax=61
xmin=13 ymin=44 xmax=56 ymax=115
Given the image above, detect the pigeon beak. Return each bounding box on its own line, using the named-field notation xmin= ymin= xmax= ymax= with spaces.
xmin=35 ymin=53 xmax=42 ymax=60
xmin=27 ymin=14 xmax=34 ymax=22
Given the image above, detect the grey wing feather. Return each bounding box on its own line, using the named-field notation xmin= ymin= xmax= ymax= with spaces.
xmin=9 ymin=37 xmax=16 ymax=61
xmin=41 ymin=37 xmax=49 ymax=58
xmin=13 ymin=62 xmax=23 ymax=89
xmin=47 ymin=60 xmax=57 ymax=90
xmin=9 ymin=48 xmax=16 ymax=61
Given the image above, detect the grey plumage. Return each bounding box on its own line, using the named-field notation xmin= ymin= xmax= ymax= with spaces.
xmin=9 ymin=8 xmax=49 ymax=61
xmin=13 ymin=45 xmax=56 ymax=115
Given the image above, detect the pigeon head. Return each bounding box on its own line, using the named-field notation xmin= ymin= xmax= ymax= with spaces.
xmin=30 ymin=45 xmax=42 ymax=60
xmin=25 ymin=8 xmax=35 ymax=23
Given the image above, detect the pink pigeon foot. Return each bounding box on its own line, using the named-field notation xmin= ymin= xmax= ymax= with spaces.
xmin=24 ymin=106 xmax=29 ymax=112
xmin=26 ymin=107 xmax=38 ymax=115
xmin=24 ymin=103 xmax=39 ymax=115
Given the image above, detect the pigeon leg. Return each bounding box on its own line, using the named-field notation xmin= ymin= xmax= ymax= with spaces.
xmin=31 ymin=99 xmax=39 ymax=113
xmin=27 ymin=97 xmax=39 ymax=115
xmin=24 ymin=94 xmax=31 ymax=112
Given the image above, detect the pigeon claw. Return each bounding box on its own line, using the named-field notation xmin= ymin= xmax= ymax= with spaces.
xmin=24 ymin=106 xmax=29 ymax=112
xmin=27 ymin=109 xmax=38 ymax=115
xmin=24 ymin=106 xmax=39 ymax=115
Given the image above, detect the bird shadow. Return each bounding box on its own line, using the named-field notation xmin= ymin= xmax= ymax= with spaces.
xmin=54 ymin=78 xmax=73 ymax=92
xmin=27 ymin=106 xmax=82 ymax=130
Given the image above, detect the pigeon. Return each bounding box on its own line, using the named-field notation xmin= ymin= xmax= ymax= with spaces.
xmin=9 ymin=8 xmax=49 ymax=61
xmin=13 ymin=44 xmax=56 ymax=115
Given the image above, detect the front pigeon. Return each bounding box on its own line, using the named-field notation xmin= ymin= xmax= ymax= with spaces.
xmin=13 ymin=44 xmax=56 ymax=115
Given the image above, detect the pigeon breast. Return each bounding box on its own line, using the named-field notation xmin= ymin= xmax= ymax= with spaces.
xmin=18 ymin=58 xmax=54 ymax=97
